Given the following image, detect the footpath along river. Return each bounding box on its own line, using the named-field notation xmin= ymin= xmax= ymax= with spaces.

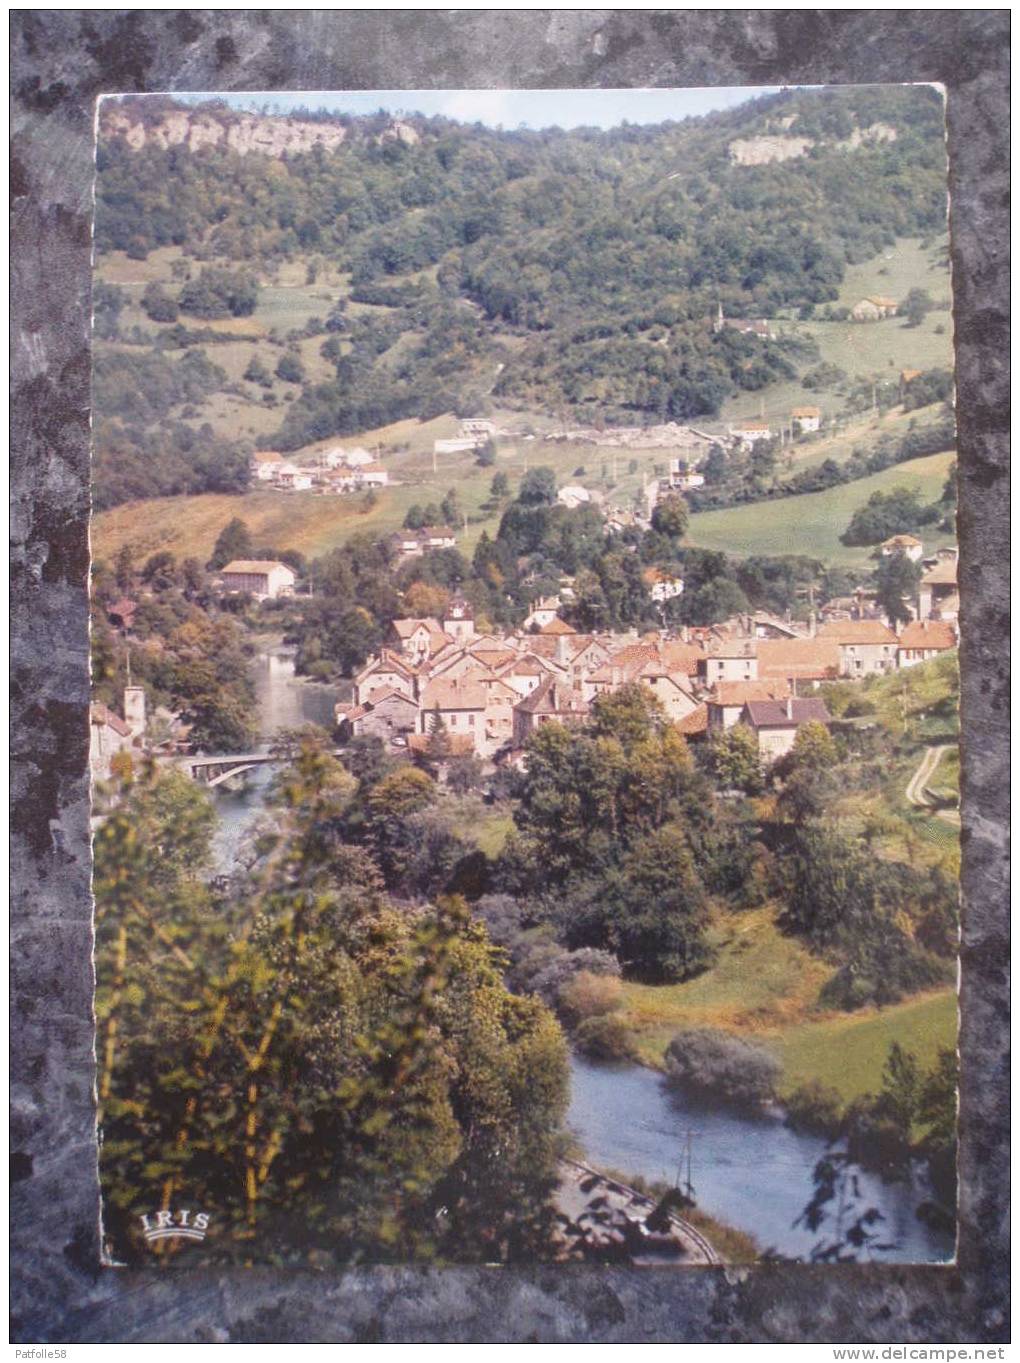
xmin=208 ymin=644 xmax=953 ymax=1264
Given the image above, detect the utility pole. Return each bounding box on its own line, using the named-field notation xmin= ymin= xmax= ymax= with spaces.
xmin=675 ymin=1130 xmax=697 ymax=1205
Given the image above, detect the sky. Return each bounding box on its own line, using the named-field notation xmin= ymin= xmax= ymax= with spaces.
xmin=173 ymin=86 xmax=787 ymax=131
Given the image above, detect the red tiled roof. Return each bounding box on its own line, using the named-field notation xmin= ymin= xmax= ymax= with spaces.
xmin=421 ymin=678 xmax=487 ymax=711
xmin=921 ymin=557 xmax=958 ymax=586
xmin=675 ymin=704 xmax=708 ymax=736
xmin=707 ymin=679 xmax=790 ymax=707
xmin=221 ymin=559 xmax=295 ymax=576
xmin=898 ymin=620 xmax=957 ymax=650
xmin=817 ymin=619 xmax=898 ymax=645
xmin=363 ymin=688 xmax=418 ymax=709
xmin=90 ymin=703 xmax=132 ymax=737
xmin=515 ymin=676 xmax=589 ymax=716
xmin=539 ymin=617 xmax=576 ymax=636
xmin=658 ymin=641 xmax=706 ymax=675
xmin=757 ymin=638 xmax=841 ymax=681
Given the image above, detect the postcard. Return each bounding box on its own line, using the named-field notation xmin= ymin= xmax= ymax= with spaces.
xmin=88 ymin=83 xmax=959 ymax=1268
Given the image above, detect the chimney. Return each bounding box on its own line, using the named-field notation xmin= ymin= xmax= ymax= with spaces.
xmin=611 ymin=667 xmax=622 ymax=688
xmin=786 ymin=696 xmax=794 ymax=720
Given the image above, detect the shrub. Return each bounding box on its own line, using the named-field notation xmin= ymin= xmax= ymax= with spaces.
xmin=573 ymin=1013 xmax=636 ymax=1061
xmin=664 ymin=1028 xmax=781 ymax=1110
xmin=275 ymin=352 xmax=305 ymax=384
xmin=557 ymin=970 xmax=623 ymax=1027
xmin=784 ymin=1080 xmax=844 ymax=1137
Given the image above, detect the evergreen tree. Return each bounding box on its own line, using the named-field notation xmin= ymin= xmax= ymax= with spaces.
xmin=208 ymin=517 xmax=253 ymax=571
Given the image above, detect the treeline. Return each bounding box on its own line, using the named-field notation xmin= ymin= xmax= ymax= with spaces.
xmin=482 ymin=665 xmax=956 ymax=1007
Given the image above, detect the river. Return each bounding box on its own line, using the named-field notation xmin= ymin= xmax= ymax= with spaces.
xmin=208 ymin=645 xmax=954 ymax=1265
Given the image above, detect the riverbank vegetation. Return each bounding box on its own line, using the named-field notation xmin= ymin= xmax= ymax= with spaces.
xmin=472 ymin=655 xmax=958 ymax=1121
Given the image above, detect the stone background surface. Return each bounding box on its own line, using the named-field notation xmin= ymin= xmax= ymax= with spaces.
xmin=10 ymin=10 xmax=1009 ymax=1344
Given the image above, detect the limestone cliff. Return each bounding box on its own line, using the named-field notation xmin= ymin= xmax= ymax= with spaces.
xmin=99 ymin=100 xmax=421 ymax=157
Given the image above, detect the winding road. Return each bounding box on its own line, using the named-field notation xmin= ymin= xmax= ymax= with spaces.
xmin=905 ymin=744 xmax=959 ymax=824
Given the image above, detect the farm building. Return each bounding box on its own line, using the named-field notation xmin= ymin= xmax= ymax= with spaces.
xmin=219 ymin=560 xmax=297 ymax=601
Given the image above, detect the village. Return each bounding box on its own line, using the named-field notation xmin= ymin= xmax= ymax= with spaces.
xmin=329 ymin=537 xmax=957 ymax=773
xmin=91 ymin=538 xmax=958 ymax=785
xmin=90 ymin=393 xmax=958 ymax=784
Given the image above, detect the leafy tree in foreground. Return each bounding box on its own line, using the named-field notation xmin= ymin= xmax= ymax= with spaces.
xmin=95 ymin=741 xmax=569 ymax=1266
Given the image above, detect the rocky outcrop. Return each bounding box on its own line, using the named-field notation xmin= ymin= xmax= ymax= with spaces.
xmin=729 ymin=134 xmax=814 ymax=165
xmin=100 ymin=105 xmax=351 ymax=157
xmin=729 ymin=121 xmax=897 ymax=166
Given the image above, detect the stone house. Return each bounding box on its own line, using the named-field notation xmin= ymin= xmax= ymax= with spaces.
xmin=729 ymin=419 xmax=772 ymax=447
xmin=918 ymin=549 xmax=959 ymax=620
xmin=756 ymin=637 xmax=841 ymax=688
xmin=388 ymin=618 xmax=450 ymax=665
xmin=817 ymin=619 xmax=898 ymax=677
xmin=706 ymin=679 xmax=791 ymax=732
xmin=851 ymin=295 xmax=899 ymax=321
xmin=352 ymin=649 xmax=419 ymax=705
xmin=336 ymin=688 xmax=419 ymax=743
xmin=511 ymin=677 xmax=590 ymax=748
xmin=666 ymin=458 xmax=705 ymax=491
xmin=702 ymin=638 xmax=759 ymax=686
xmin=522 ymin=596 xmax=561 ymax=630
xmin=89 ymin=703 xmax=136 ymax=782
xmin=897 ymin=619 xmax=958 ymax=668
xmin=356 ymin=462 xmax=389 ymax=487
xmin=418 ymin=677 xmax=488 ymax=750
xmin=881 ymin=534 xmax=924 ymax=562
xmin=790 ymin=405 xmax=821 ymax=433
xmin=741 ymin=696 xmax=833 ymax=763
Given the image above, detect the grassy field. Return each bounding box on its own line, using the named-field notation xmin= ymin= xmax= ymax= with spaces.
xmin=687 ymin=450 xmax=956 ymax=565
xmin=92 ymin=412 xmax=677 ymax=564
xmin=773 ymin=990 xmax=957 ymax=1103
xmin=717 ymin=236 xmax=954 ymax=428
xmin=618 ymin=902 xmax=956 ymax=1103
xmin=622 ymin=906 xmax=834 ymax=1065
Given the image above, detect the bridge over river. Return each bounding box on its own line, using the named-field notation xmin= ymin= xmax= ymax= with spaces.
xmin=180 ymin=749 xmax=345 ymax=788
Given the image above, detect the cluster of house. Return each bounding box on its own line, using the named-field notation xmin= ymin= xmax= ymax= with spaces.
xmin=726 ymin=405 xmax=823 ymax=448
xmin=251 ymin=446 xmax=390 ymax=494
xmin=334 ymin=557 xmax=959 ymax=769
xmin=90 ymin=684 xmax=194 ymax=782
xmin=711 ymin=296 xmax=902 ymax=331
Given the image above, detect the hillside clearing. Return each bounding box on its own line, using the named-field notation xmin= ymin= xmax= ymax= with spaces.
xmin=687 ymin=450 xmax=955 ymax=564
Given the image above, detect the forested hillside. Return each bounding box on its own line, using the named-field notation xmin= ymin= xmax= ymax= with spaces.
xmin=93 ymin=85 xmax=948 ymax=508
